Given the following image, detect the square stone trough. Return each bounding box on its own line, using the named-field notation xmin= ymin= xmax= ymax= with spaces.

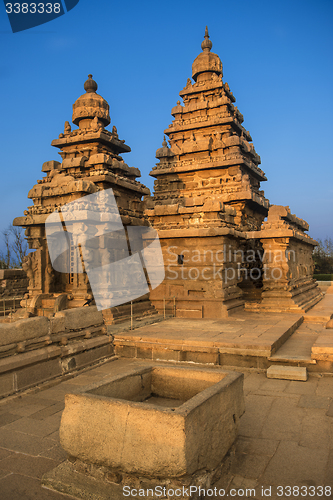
xmin=59 ymin=365 xmax=245 ymax=478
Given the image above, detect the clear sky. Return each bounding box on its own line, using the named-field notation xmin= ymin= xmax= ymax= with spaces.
xmin=0 ymin=0 xmax=332 ymax=250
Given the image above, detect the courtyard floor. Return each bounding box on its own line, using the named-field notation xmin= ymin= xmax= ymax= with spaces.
xmin=0 ymin=357 xmax=332 ymax=499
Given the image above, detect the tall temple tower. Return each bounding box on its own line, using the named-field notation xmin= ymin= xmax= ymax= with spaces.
xmin=14 ymin=75 xmax=152 ymax=319
xmin=150 ymin=27 xmax=269 ymax=231
xmin=145 ymin=28 xmax=321 ymax=318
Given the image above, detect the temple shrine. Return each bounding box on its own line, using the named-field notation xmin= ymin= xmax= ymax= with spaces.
xmin=13 ymin=75 xmax=154 ymax=321
xmin=14 ymin=29 xmax=322 ymax=321
xmin=145 ymin=28 xmax=322 ymax=318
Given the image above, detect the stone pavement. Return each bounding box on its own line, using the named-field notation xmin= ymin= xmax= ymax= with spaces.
xmin=113 ymin=313 xmax=303 ymax=364
xmin=0 ymin=357 xmax=332 ymax=499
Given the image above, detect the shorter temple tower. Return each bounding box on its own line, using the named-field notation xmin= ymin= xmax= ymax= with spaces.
xmin=14 ymin=75 xmax=153 ymax=320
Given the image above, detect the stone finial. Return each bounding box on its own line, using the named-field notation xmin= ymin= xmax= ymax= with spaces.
xmin=201 ymin=26 xmax=212 ymax=52
xmin=192 ymin=27 xmax=222 ymax=82
xmin=156 ymin=136 xmax=174 ymax=159
xmin=84 ymin=74 xmax=98 ymax=93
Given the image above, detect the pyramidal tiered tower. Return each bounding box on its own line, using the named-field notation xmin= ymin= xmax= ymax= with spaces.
xmin=150 ymin=27 xmax=269 ymax=230
xmin=14 ymin=75 xmax=153 ymax=320
xmin=145 ymin=28 xmax=321 ymax=318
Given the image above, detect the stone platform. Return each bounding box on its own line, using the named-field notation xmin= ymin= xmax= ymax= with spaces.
xmin=113 ymin=313 xmax=303 ymax=370
xmin=0 ymin=358 xmax=332 ymax=499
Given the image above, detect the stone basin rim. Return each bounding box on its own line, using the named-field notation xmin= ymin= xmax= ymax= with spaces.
xmin=66 ymin=365 xmax=243 ymax=415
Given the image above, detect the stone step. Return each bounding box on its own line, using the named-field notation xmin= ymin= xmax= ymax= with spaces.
xmin=303 ymin=294 xmax=333 ymax=323
xmin=268 ymin=332 xmax=318 ymax=366
xmin=267 ymin=365 xmax=307 ymax=381
xmin=311 ymin=331 xmax=333 ymax=363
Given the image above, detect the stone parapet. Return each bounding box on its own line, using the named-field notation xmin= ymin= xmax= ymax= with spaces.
xmin=0 ymin=305 xmax=115 ymax=398
xmin=0 ymin=337 xmax=114 ymax=399
xmin=0 ymin=268 xmax=28 ymax=299
xmin=0 ymin=306 xmax=108 ymax=361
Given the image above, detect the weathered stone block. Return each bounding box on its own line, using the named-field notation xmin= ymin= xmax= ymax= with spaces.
xmin=114 ymin=344 xmax=136 ymax=358
xmin=176 ymin=308 xmax=203 ymax=319
xmin=184 ymin=350 xmax=219 ymax=364
xmin=42 ymin=160 xmax=61 ymax=172
xmin=68 ymin=344 xmax=113 ymax=371
xmin=136 ymin=346 xmax=153 ymax=359
xmin=55 ymin=306 xmax=103 ymax=331
xmin=267 ymin=365 xmax=307 ymax=381
xmin=59 ymin=366 xmax=244 ymax=478
xmin=0 ymin=316 xmax=49 ymax=347
xmin=16 ymin=358 xmax=62 ymax=390
xmin=0 ymin=372 xmax=15 ymax=397
xmin=49 ymin=315 xmax=66 ymax=334
xmin=152 ymin=347 xmax=183 ymax=362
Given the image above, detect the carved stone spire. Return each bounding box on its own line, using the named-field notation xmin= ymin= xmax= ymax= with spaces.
xmin=201 ymin=26 xmax=212 ymax=52
xmin=192 ymin=27 xmax=222 ymax=82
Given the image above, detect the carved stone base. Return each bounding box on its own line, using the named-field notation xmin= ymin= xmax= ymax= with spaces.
xmin=246 ymin=279 xmax=323 ymax=313
xmin=43 ymin=449 xmax=236 ymax=500
xmin=102 ymin=295 xmax=158 ymax=325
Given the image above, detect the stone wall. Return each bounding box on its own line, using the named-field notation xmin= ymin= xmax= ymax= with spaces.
xmin=150 ymin=230 xmax=245 ymax=318
xmin=0 ymin=306 xmax=114 ymax=398
xmin=0 ymin=269 xmax=28 ymax=298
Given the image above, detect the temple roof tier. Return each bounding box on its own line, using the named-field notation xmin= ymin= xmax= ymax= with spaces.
xmin=179 ymin=80 xmax=235 ymax=101
xmin=52 ymin=129 xmax=131 ymax=155
xmin=165 ymin=118 xmax=251 ymax=141
xmin=150 ymin=158 xmax=266 ymax=181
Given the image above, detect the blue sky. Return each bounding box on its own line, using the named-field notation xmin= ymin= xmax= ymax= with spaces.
xmin=0 ymin=0 xmax=332 ymax=249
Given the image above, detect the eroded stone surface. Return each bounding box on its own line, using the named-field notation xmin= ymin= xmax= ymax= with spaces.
xmin=59 ymin=366 xmax=244 ymax=477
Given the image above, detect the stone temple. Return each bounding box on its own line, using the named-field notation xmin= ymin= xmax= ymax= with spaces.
xmin=145 ymin=27 xmax=322 ymax=318
xmin=13 ymin=75 xmax=154 ymax=322
xmin=14 ymin=28 xmax=322 ymax=321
